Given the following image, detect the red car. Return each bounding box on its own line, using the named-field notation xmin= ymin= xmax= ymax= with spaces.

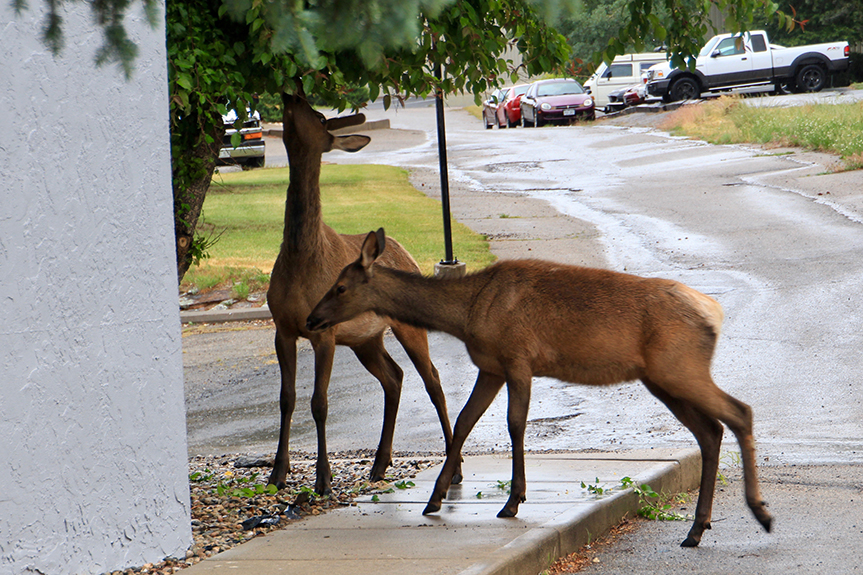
xmin=498 ymin=84 xmax=530 ymax=128
xmin=520 ymin=79 xmax=595 ymax=127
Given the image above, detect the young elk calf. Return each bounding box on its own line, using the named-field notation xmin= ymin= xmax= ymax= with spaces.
xmin=307 ymin=229 xmax=773 ymax=548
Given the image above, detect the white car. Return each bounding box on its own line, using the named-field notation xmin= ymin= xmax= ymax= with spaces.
xmin=584 ymin=52 xmax=667 ymax=107
xmin=219 ymin=109 xmax=265 ymax=168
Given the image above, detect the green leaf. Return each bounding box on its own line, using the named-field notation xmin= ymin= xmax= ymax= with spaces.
xmin=176 ymin=74 xmax=193 ymax=91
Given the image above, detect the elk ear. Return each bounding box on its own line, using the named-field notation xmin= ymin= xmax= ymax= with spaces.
xmin=327 ymin=113 xmax=366 ymax=132
xmin=359 ymin=228 xmax=386 ymax=273
xmin=332 ymin=134 xmax=370 ymax=153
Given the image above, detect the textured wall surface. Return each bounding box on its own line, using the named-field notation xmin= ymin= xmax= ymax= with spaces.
xmin=0 ymin=3 xmax=191 ymax=573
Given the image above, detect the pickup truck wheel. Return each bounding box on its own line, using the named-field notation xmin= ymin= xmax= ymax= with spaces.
xmin=772 ymin=80 xmax=794 ymax=95
xmin=796 ymin=65 xmax=825 ymax=92
xmin=670 ymin=78 xmax=700 ymax=102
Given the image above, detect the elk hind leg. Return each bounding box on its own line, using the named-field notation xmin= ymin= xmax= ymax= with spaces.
xmin=643 ymin=377 xmax=723 ymax=547
xmin=424 ymin=370 xmax=505 ymax=515
xmin=689 ymin=385 xmax=772 ymax=534
xmin=392 ymin=323 xmax=462 ymax=484
xmin=717 ymin=393 xmax=773 ymax=533
xmin=353 ymin=334 xmax=404 ymax=482
xmin=651 ymin=375 xmax=772 ymax=540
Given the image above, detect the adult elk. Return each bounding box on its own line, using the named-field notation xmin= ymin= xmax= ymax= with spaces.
xmin=266 ymin=93 xmax=460 ymax=495
xmin=307 ymin=229 xmax=773 ymax=548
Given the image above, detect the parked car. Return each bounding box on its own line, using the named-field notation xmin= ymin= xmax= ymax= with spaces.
xmin=520 ymin=79 xmax=595 ymax=127
xmin=584 ymin=52 xmax=667 ymax=107
xmin=482 ymin=88 xmax=508 ymax=129
xmin=604 ymin=81 xmax=649 ymax=113
xmin=499 ymin=84 xmax=530 ymax=127
xmin=646 ymin=30 xmax=850 ymax=102
xmin=219 ymin=108 xmax=265 ymax=168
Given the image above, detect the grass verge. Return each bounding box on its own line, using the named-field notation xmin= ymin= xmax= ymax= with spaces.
xmin=181 ymin=164 xmax=495 ymax=294
xmin=659 ymin=97 xmax=863 ymax=171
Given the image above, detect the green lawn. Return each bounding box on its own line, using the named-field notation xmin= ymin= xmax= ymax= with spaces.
xmin=182 ymin=164 xmax=495 ymax=293
xmin=660 ymin=97 xmax=863 ymax=171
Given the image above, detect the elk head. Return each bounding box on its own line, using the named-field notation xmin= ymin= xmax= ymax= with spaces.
xmin=306 ymin=228 xmax=386 ymax=332
xmin=281 ymin=90 xmax=371 ymax=159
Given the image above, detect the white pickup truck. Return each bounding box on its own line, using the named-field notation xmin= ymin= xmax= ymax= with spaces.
xmin=646 ymin=30 xmax=850 ymax=102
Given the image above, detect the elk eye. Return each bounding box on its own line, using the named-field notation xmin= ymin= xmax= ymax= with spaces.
xmin=319 ymin=116 xmax=327 ymax=125
xmin=337 ymin=285 xmax=347 ymax=295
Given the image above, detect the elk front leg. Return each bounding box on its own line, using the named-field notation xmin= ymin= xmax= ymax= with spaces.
xmin=392 ymin=324 xmax=462 ymax=484
xmin=353 ymin=335 xmax=404 ymax=482
xmin=269 ymin=330 xmax=297 ymax=489
xmin=424 ymin=370 xmax=505 ymax=515
xmin=498 ymin=371 xmax=531 ymax=518
xmin=311 ymin=333 xmax=337 ymax=495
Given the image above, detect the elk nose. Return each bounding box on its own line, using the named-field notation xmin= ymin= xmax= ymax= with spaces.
xmin=306 ymin=315 xmax=326 ymax=331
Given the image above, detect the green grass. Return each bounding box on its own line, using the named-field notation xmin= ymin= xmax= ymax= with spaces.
xmin=182 ymin=164 xmax=495 ymax=293
xmin=660 ymin=97 xmax=863 ymax=171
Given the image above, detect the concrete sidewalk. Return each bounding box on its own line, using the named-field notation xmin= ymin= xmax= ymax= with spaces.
xmin=184 ymin=449 xmax=700 ymax=575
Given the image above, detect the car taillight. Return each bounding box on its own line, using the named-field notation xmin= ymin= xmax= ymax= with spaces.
xmin=244 ymin=131 xmax=263 ymax=140
xmin=845 ymin=45 xmax=850 ymax=57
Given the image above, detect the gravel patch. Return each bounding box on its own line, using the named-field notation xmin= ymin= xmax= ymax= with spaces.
xmin=103 ymin=451 xmax=440 ymax=575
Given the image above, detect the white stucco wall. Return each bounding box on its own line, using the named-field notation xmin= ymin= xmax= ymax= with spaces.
xmin=0 ymin=3 xmax=191 ymax=573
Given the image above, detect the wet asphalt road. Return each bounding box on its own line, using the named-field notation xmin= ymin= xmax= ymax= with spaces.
xmin=188 ymin=96 xmax=863 ymax=465
xmin=184 ymin=97 xmax=863 ymax=570
xmin=184 ymin=97 xmax=863 ymax=573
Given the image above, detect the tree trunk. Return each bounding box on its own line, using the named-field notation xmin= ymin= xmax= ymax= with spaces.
xmin=173 ymin=117 xmax=226 ymax=283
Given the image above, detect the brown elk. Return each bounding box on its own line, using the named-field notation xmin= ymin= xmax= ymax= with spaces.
xmin=266 ymin=92 xmax=460 ymax=495
xmin=307 ymin=228 xmax=773 ymax=548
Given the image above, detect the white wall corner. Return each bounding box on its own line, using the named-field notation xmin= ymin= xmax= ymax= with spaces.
xmin=0 ymin=2 xmax=191 ymax=573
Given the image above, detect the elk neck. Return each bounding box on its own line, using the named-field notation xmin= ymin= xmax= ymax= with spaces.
xmin=282 ymin=146 xmax=326 ymax=256
xmin=369 ymin=266 xmax=488 ymax=341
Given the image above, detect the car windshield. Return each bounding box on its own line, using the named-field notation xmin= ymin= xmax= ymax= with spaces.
xmin=699 ymin=37 xmax=721 ymax=58
xmin=536 ymin=81 xmax=584 ymax=97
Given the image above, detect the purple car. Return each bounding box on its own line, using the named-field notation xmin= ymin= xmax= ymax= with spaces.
xmin=520 ymin=79 xmax=595 ymax=127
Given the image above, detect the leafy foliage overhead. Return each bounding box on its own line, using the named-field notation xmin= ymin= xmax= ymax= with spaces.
xmin=757 ymin=0 xmax=863 ymax=47
xmin=19 ymin=0 xmax=804 ymax=85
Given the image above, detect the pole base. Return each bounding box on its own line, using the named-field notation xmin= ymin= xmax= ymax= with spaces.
xmin=434 ymin=260 xmax=467 ymax=279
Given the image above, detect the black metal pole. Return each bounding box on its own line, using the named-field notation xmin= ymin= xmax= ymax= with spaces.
xmin=434 ymin=62 xmax=456 ymax=265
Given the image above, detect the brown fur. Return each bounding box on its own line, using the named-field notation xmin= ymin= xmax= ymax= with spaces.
xmin=307 ymin=229 xmax=773 ymax=547
xmin=266 ymin=95 xmax=459 ymax=495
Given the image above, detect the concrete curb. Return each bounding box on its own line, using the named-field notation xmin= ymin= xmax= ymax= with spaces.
xmin=181 ymin=306 xmax=271 ymax=324
xmin=458 ymin=449 xmax=702 ymax=575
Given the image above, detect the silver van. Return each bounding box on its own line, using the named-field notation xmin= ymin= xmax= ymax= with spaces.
xmin=584 ymin=53 xmax=667 ymax=107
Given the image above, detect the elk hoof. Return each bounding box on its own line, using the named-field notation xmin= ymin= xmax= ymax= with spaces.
xmin=267 ymin=474 xmax=287 ymax=490
xmin=680 ymin=536 xmax=700 ymax=548
xmin=497 ymin=507 xmax=518 ymax=518
xmin=452 ymin=468 xmax=464 ymax=485
xmin=422 ymin=501 xmax=441 ymax=515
